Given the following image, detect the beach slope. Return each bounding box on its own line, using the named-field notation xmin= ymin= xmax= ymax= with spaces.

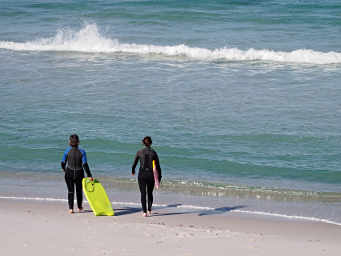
xmin=1 ymin=198 xmax=340 ymax=256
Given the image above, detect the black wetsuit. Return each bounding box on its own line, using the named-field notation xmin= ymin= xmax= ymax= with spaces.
xmin=61 ymin=146 xmax=92 ymax=210
xmin=132 ymin=146 xmax=162 ymax=213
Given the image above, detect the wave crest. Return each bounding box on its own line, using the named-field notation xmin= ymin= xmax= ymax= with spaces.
xmin=1 ymin=24 xmax=341 ymax=65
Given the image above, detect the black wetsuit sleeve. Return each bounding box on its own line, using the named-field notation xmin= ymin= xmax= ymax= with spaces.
xmin=132 ymin=152 xmax=140 ymax=175
xmin=83 ymin=163 xmax=92 ymax=178
xmin=61 ymin=161 xmax=66 ymax=171
xmin=154 ymin=152 xmax=162 ymax=182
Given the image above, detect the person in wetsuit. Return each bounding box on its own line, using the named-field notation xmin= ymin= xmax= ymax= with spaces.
xmin=132 ymin=136 xmax=162 ymax=217
xmin=61 ymin=134 xmax=93 ymax=214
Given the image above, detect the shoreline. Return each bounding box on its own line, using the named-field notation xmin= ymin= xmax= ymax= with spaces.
xmin=2 ymin=169 xmax=341 ymax=201
xmin=2 ymin=198 xmax=341 ymax=256
xmin=1 ymin=195 xmax=341 ymax=227
xmin=2 ymin=169 xmax=341 ymax=226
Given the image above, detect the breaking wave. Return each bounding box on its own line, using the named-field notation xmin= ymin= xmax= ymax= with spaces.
xmin=1 ymin=24 xmax=341 ymax=65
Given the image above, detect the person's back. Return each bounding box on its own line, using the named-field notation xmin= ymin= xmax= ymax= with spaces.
xmin=138 ymin=147 xmax=157 ymax=173
xmin=61 ymin=134 xmax=93 ymax=214
xmin=65 ymin=147 xmax=83 ymax=171
xmin=132 ymin=136 xmax=162 ymax=217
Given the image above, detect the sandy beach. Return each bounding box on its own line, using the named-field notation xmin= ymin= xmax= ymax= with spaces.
xmin=2 ymin=1 xmax=341 ymax=256
xmin=1 ymin=198 xmax=340 ymax=256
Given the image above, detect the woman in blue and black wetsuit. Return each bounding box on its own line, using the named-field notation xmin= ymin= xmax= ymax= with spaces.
xmin=132 ymin=136 xmax=162 ymax=217
xmin=61 ymin=134 xmax=93 ymax=214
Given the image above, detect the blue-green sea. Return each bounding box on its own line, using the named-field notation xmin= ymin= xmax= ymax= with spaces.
xmin=1 ymin=0 xmax=341 ymax=224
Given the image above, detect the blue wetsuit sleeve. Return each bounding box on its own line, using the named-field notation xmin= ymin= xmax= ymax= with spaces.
xmin=80 ymin=149 xmax=87 ymax=164
xmin=61 ymin=147 xmax=71 ymax=171
xmin=61 ymin=147 xmax=71 ymax=163
xmin=80 ymin=149 xmax=92 ymax=177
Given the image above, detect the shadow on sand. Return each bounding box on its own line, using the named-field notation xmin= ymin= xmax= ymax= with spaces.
xmin=114 ymin=203 xmax=246 ymax=217
xmin=114 ymin=207 xmax=141 ymax=216
xmin=114 ymin=203 xmax=183 ymax=217
xmin=198 ymin=206 xmax=246 ymax=216
xmin=153 ymin=205 xmax=246 ymax=217
xmin=74 ymin=209 xmax=93 ymax=214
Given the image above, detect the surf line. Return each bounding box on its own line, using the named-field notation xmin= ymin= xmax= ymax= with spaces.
xmin=1 ymin=24 xmax=341 ymax=65
xmin=1 ymin=195 xmax=341 ymax=226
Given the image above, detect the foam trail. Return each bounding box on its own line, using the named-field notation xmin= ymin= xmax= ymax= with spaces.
xmin=1 ymin=196 xmax=341 ymax=226
xmin=0 ymin=196 xmax=67 ymax=202
xmin=1 ymin=24 xmax=341 ymax=65
xmin=233 ymin=210 xmax=341 ymax=226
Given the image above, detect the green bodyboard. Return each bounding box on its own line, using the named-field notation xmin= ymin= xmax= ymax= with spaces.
xmin=82 ymin=178 xmax=114 ymax=216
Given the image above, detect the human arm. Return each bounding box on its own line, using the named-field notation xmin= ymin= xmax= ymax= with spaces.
xmin=80 ymin=149 xmax=93 ymax=178
xmin=61 ymin=147 xmax=70 ymax=172
xmin=61 ymin=162 xmax=66 ymax=172
xmin=131 ymin=152 xmax=140 ymax=176
xmin=83 ymin=163 xmax=93 ymax=179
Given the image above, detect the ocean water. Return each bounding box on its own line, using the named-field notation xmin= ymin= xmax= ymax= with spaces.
xmin=1 ymin=0 xmax=341 ymax=223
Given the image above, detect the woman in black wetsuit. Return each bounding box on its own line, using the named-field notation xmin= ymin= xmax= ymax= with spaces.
xmin=132 ymin=136 xmax=162 ymax=217
xmin=61 ymin=134 xmax=93 ymax=214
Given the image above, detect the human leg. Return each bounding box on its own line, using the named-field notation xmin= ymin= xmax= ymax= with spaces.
xmin=64 ymin=171 xmax=75 ymax=211
xmin=138 ymin=176 xmax=147 ymax=213
xmin=75 ymin=173 xmax=84 ymax=210
xmin=146 ymin=177 xmax=155 ymax=214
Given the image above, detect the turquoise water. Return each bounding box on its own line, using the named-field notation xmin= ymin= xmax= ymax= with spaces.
xmin=1 ymin=0 xmax=341 ymax=222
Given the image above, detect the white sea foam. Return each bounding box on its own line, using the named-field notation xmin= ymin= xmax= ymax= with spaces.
xmin=233 ymin=210 xmax=341 ymax=226
xmin=1 ymin=195 xmax=341 ymax=226
xmin=177 ymin=204 xmax=214 ymax=211
xmin=0 ymin=196 xmax=67 ymax=202
xmin=1 ymin=24 xmax=341 ymax=65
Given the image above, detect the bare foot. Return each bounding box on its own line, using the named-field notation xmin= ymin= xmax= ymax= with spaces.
xmin=147 ymin=211 xmax=152 ymax=216
xmin=142 ymin=212 xmax=147 ymax=217
xmin=69 ymin=209 xmax=74 ymax=214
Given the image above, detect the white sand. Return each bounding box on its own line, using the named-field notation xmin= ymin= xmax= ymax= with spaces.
xmin=1 ymin=198 xmax=340 ymax=256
